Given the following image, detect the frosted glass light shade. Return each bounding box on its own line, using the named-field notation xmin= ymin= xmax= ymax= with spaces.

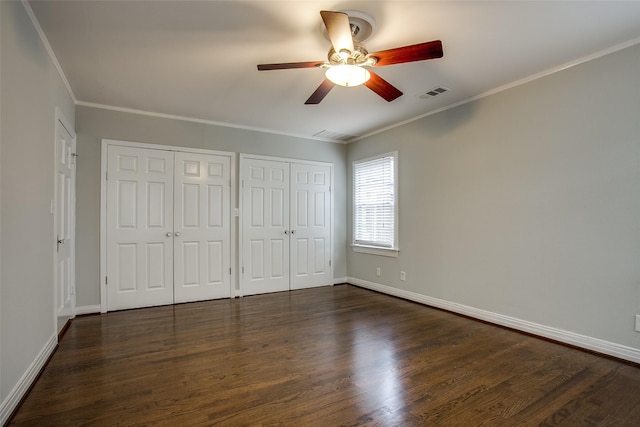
xmin=325 ymin=65 xmax=371 ymax=87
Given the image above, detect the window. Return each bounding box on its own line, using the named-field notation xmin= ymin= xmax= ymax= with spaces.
xmin=352 ymin=152 xmax=398 ymax=257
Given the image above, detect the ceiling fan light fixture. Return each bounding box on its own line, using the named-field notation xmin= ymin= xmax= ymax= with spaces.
xmin=338 ymin=48 xmax=352 ymax=59
xmin=257 ymin=10 xmax=443 ymax=103
xmin=325 ymin=64 xmax=370 ymax=87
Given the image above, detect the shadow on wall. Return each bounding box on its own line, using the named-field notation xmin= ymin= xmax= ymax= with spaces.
xmin=418 ymin=101 xmax=477 ymax=139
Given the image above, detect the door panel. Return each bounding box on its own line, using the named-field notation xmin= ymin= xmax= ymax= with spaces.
xmin=107 ymin=146 xmax=174 ymax=310
xmin=242 ymin=159 xmax=290 ymax=295
xmin=147 ymin=243 xmax=166 ymax=288
xmin=55 ymin=119 xmax=75 ymax=333
xmin=290 ymin=163 xmax=331 ymax=290
xmin=208 ymin=241 xmax=223 ymax=283
xmin=173 ymin=152 xmax=231 ymax=303
xmin=250 ymin=240 xmax=265 ymax=280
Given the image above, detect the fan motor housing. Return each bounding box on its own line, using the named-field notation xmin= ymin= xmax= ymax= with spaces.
xmin=327 ymin=42 xmax=370 ymax=65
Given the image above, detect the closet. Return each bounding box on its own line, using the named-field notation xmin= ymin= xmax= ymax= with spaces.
xmin=105 ymin=143 xmax=232 ymax=311
xmin=240 ymin=155 xmax=332 ymax=296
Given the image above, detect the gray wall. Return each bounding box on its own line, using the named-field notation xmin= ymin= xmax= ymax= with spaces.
xmin=347 ymin=43 xmax=640 ymax=350
xmin=75 ymin=106 xmax=347 ymax=307
xmin=1 ymin=0 xmax=75 ymax=410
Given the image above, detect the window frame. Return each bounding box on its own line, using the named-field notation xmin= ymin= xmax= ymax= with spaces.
xmin=351 ymin=151 xmax=399 ymax=257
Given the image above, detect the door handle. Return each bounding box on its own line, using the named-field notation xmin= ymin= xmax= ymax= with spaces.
xmin=175 ymin=232 xmax=181 ymax=237
xmin=290 ymin=230 xmax=296 ymax=234
xmin=166 ymin=232 xmax=172 ymax=237
xmin=284 ymin=230 xmax=289 ymax=235
xmin=56 ymin=236 xmax=64 ymax=252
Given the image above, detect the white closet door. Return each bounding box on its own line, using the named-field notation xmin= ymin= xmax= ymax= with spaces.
xmin=106 ymin=146 xmax=174 ymax=311
xmin=174 ymin=152 xmax=231 ymax=303
xmin=55 ymin=119 xmax=76 ymax=333
xmin=290 ymin=163 xmax=332 ymax=290
xmin=242 ymin=158 xmax=290 ymax=295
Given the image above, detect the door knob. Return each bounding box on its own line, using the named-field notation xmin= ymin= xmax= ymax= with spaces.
xmin=291 ymin=230 xmax=296 ymax=234
xmin=166 ymin=232 xmax=172 ymax=237
xmin=175 ymin=232 xmax=181 ymax=237
xmin=284 ymin=230 xmax=289 ymax=235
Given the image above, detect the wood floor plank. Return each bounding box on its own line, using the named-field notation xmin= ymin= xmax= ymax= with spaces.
xmin=9 ymin=285 xmax=640 ymax=426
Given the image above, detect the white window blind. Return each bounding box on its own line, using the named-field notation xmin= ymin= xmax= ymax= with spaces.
xmin=353 ymin=153 xmax=397 ymax=249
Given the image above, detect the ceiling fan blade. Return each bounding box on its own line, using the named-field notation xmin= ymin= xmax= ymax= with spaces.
xmin=365 ymin=71 xmax=403 ymax=102
xmin=305 ymin=79 xmax=335 ymax=104
xmin=320 ymin=10 xmax=354 ymax=55
xmin=257 ymin=61 xmax=325 ymax=71
xmin=370 ymin=40 xmax=443 ymax=67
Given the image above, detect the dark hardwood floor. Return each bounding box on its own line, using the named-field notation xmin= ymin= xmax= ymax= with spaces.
xmin=9 ymin=284 xmax=640 ymax=426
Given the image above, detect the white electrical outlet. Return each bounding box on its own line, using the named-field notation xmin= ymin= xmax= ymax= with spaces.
xmin=635 ymin=315 xmax=640 ymax=332
xmin=376 ymin=267 xmax=381 ymax=277
xmin=400 ymin=271 xmax=406 ymax=281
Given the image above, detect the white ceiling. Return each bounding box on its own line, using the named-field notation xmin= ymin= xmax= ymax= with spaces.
xmin=28 ymin=1 xmax=640 ymax=142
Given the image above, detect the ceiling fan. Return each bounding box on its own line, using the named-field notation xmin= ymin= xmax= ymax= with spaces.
xmin=257 ymin=10 xmax=443 ymax=104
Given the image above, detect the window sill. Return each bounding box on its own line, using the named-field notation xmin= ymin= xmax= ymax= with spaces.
xmin=351 ymin=244 xmax=399 ymax=257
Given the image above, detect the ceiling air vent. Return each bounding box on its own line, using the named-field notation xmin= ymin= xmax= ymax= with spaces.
xmin=313 ymin=130 xmax=357 ymax=142
xmin=420 ymin=86 xmax=450 ymax=99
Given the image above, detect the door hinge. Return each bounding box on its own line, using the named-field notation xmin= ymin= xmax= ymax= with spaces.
xmin=229 ymin=267 xmax=232 ymax=275
xmin=72 ymin=153 xmax=78 ymax=164
xmin=329 ymin=260 xmax=331 ymax=267
xmin=105 ymin=171 xmax=108 ymax=181
xmin=329 ymin=185 xmax=331 ymax=192
xmin=105 ymin=275 xmax=108 ymax=285
xmin=242 ymin=266 xmax=244 ymax=274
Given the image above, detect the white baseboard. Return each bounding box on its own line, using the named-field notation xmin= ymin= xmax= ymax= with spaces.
xmin=0 ymin=333 xmax=57 ymax=425
xmin=75 ymin=305 xmax=102 ymax=315
xmin=347 ymin=276 xmax=640 ymax=364
xmin=333 ymin=277 xmax=348 ymax=285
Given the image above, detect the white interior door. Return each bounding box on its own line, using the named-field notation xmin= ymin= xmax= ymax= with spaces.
xmin=290 ymin=163 xmax=332 ymax=290
xmin=174 ymin=152 xmax=231 ymax=303
xmin=242 ymin=158 xmax=290 ymax=295
xmin=55 ymin=118 xmax=76 ymax=333
xmin=106 ymin=145 xmax=174 ymax=311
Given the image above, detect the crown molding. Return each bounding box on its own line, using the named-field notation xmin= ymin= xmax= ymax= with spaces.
xmin=75 ymin=101 xmax=345 ymax=144
xmin=349 ymin=36 xmax=640 ymax=143
xmin=21 ymin=0 xmax=76 ymax=103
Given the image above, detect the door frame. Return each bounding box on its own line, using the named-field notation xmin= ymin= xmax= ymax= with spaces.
xmin=53 ymin=108 xmax=76 ymax=331
xmin=100 ymin=139 xmax=236 ymax=313
xmin=238 ymin=153 xmax=334 ymax=297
